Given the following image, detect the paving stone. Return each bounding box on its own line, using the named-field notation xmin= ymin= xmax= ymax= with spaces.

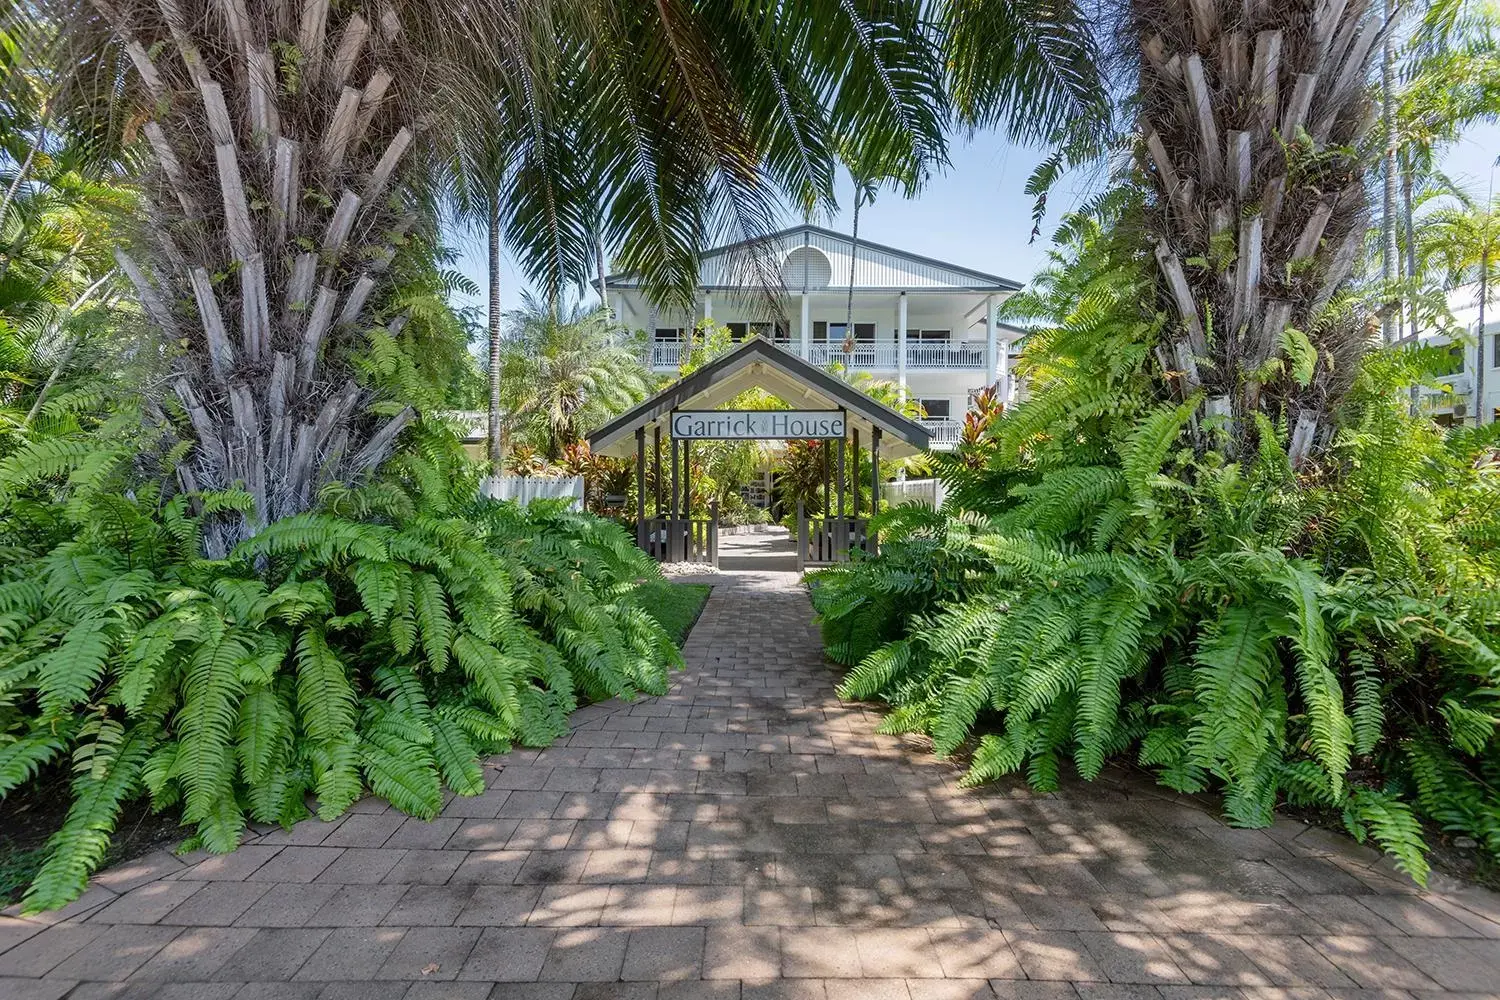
xmin=447 ymin=850 xmax=528 ymax=884
xmin=383 ymin=849 xmax=467 ymax=884
xmin=455 ymin=926 xmax=554 ymax=981
xmin=293 ymin=927 xmax=407 ymax=981
xmin=621 ymin=926 xmax=705 ymax=980
xmin=307 ymin=884 xmax=409 ymax=926
xmin=526 ymin=885 xmax=609 ymax=926
xmin=704 ymin=925 xmax=781 ymax=979
xmin=91 ymin=881 xmax=203 ymax=925
xmin=177 ymin=846 xmax=282 ymax=882
xmin=159 ymin=882 xmax=272 ymax=926
xmin=244 ymin=846 xmax=343 ymax=883
xmin=321 ymin=813 xmax=405 ymax=848
xmin=212 ymin=926 xmax=331 ymax=981
xmin=928 ymin=927 xmax=1024 ymax=979
xmin=538 ymin=926 xmax=630 ymax=981
xmin=234 ymin=882 xmax=341 ymax=927
xmin=384 ymin=817 xmax=464 ymax=850
xmin=377 ymin=926 xmax=481 ymax=981
xmin=130 ymin=927 xmax=256 ymax=980
xmin=315 ymin=848 xmax=406 ymax=884
xmin=0 ymin=979 xmax=77 ymax=1000
xmin=383 ymin=884 xmax=476 ymax=926
xmin=454 ymin=884 xmax=543 ymax=926
xmin=47 ymin=924 xmax=180 ymax=981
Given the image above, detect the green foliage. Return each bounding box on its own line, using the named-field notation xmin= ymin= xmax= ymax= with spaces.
xmin=0 ymin=428 xmax=677 ymax=911
xmin=811 ymin=210 xmax=1500 ymax=886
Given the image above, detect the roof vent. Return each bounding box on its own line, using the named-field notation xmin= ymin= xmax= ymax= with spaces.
xmin=781 ymin=246 xmax=832 ymax=290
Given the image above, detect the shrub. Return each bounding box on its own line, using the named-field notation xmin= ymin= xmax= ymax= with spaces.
xmin=810 ymin=216 xmax=1500 ymax=886
xmin=0 ymin=427 xmax=676 ymax=911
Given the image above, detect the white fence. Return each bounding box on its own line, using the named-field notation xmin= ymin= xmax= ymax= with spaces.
xmin=480 ymin=476 xmax=584 ymax=510
xmin=882 ymin=478 xmax=946 ymax=510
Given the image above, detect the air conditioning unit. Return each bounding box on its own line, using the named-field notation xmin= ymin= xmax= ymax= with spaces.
xmin=1453 ymin=401 xmax=1469 ymax=418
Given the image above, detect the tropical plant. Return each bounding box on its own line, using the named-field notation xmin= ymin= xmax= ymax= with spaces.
xmin=0 ymin=421 xmax=676 ymax=912
xmin=811 ymin=208 xmax=1500 ymax=886
xmin=1418 ymin=191 xmax=1500 ymax=421
xmin=498 ymin=296 xmax=651 ymax=459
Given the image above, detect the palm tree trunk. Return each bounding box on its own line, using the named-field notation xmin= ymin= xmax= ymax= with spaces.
xmin=1478 ymin=246 xmax=1489 ymax=426
xmin=1380 ymin=1 xmax=1399 ymax=345
xmin=1136 ymin=0 xmax=1385 ymax=461
xmin=596 ymin=237 xmax=609 ymax=315
xmin=846 ymin=188 xmax=860 ymax=333
xmin=100 ymin=0 xmax=422 ymax=552
xmin=488 ymin=195 xmax=504 ymax=469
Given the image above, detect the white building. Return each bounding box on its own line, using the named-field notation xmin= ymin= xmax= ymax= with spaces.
xmin=605 ymin=225 xmax=1025 ymax=448
xmin=1419 ymin=283 xmax=1500 ymax=426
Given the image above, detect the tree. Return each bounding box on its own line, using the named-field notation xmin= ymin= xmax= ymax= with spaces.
xmin=21 ymin=0 xmax=958 ymax=552
xmin=498 ymin=295 xmax=650 ymax=459
xmin=1419 ymin=191 xmax=1500 ymax=422
xmin=1134 ymin=0 xmax=1389 ymax=461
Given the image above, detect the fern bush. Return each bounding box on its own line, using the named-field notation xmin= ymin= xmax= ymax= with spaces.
xmin=0 ymin=425 xmax=676 ymax=912
xmin=811 ymin=212 xmax=1500 ymax=886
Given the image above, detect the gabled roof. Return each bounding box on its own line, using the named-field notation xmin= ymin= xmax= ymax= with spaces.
xmin=606 ymin=224 xmax=1020 ymax=294
xmin=587 ymin=337 xmax=933 ymax=459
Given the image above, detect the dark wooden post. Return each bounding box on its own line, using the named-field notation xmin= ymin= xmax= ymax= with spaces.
xmin=683 ymin=439 xmax=692 ymax=560
xmin=821 ymin=441 xmax=829 ymax=518
xmin=871 ymin=427 xmax=882 ymax=555
xmin=670 ymin=435 xmax=680 ymax=562
xmin=836 ymin=434 xmax=846 ymax=518
xmin=852 ymin=428 xmax=860 ymax=519
xmin=653 ymin=426 xmax=662 ymax=518
xmin=635 ymin=427 xmax=646 ymax=550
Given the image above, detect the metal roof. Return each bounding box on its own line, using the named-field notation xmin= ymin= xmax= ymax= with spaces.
xmin=586 ymin=337 xmax=933 ymax=459
xmin=606 ymin=225 xmax=1021 ymax=294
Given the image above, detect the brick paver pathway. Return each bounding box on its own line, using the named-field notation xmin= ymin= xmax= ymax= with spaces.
xmin=5 ymin=568 xmax=1500 ymax=999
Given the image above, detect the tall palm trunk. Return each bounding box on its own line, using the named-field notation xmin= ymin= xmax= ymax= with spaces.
xmin=1379 ymin=0 xmax=1399 ymax=345
xmin=595 ymin=237 xmax=609 ymax=315
xmin=96 ymin=0 xmax=426 ymax=552
xmin=846 ymin=186 xmax=861 ymax=334
xmin=1478 ymin=246 xmax=1489 ymax=426
xmin=488 ymin=196 xmax=504 ymax=468
xmin=1137 ymin=0 xmax=1387 ymax=462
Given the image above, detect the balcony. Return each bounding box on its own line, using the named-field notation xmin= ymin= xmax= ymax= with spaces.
xmin=920 ymin=417 xmax=962 ymax=450
xmin=643 ymin=339 xmax=986 ymax=372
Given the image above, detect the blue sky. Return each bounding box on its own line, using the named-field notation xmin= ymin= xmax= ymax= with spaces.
xmin=448 ymin=122 xmax=1500 ymax=319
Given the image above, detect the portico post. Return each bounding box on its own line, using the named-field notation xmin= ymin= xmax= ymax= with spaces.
xmin=683 ymin=439 xmax=692 ymax=558
xmin=852 ymin=428 xmax=860 ymax=519
xmin=670 ymin=435 xmax=680 ymax=563
xmin=635 ymin=427 xmax=646 ymax=550
xmin=871 ymin=428 xmax=882 ymax=554
xmin=897 ymin=292 xmax=908 ymax=404
xmin=653 ymin=426 xmax=662 ymax=519
xmin=836 ymin=430 xmax=846 ymax=518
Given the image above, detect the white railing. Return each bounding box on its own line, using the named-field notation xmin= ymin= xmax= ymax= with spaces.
xmin=643 ymin=340 xmax=986 ymax=371
xmin=480 ymin=476 xmax=584 ymax=510
xmin=882 ymin=477 xmax=947 ymax=509
xmin=920 ymin=418 xmax=962 ymax=449
xmin=1423 ymin=373 xmax=1472 ymax=413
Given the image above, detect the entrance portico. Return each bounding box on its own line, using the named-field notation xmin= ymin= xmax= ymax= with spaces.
xmin=587 ymin=337 xmax=931 ymax=569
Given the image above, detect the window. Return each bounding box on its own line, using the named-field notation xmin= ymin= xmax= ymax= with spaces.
xmin=654 ymin=327 xmax=684 ymax=342
xmin=727 ymin=322 xmax=748 ymax=341
xmin=907 ymin=329 xmax=950 ymax=343
xmin=749 ymin=322 xmax=774 ymax=340
xmin=919 ymin=398 xmax=951 ymax=418
xmin=813 ymin=321 xmax=828 ymax=342
xmin=1493 ymin=333 xmax=1499 ymax=367
xmin=854 ymin=323 xmax=875 ymax=342
xmin=772 ymin=322 xmax=791 ymax=343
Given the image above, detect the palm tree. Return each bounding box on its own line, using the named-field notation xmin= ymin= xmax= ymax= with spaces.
xmin=1130 ymin=0 xmax=1391 ymax=460
xmin=499 ymin=294 xmax=651 ymax=459
xmin=1420 ymin=191 xmax=1500 ymax=424
xmin=17 ymin=0 xmax=961 ymax=550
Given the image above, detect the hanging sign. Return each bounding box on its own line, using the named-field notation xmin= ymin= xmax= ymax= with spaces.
xmin=670 ymin=410 xmax=844 ymax=440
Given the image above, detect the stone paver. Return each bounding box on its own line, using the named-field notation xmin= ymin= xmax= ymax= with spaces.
xmin=6 ymin=565 xmax=1500 ymax=999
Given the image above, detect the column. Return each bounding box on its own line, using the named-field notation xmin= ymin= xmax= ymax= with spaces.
xmin=635 ymin=427 xmax=646 ymax=550
xmin=800 ymin=291 xmax=811 ymax=359
xmin=703 ymin=290 xmax=712 ymax=322
xmin=985 ymin=294 xmax=998 ymax=389
xmin=897 ymin=292 xmax=908 ymax=404
xmin=999 ymin=330 xmax=1013 ymax=404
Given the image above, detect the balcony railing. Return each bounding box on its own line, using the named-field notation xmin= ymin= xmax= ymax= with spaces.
xmin=920 ymin=418 xmax=962 ymax=449
xmin=643 ymin=340 xmax=986 ymax=372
